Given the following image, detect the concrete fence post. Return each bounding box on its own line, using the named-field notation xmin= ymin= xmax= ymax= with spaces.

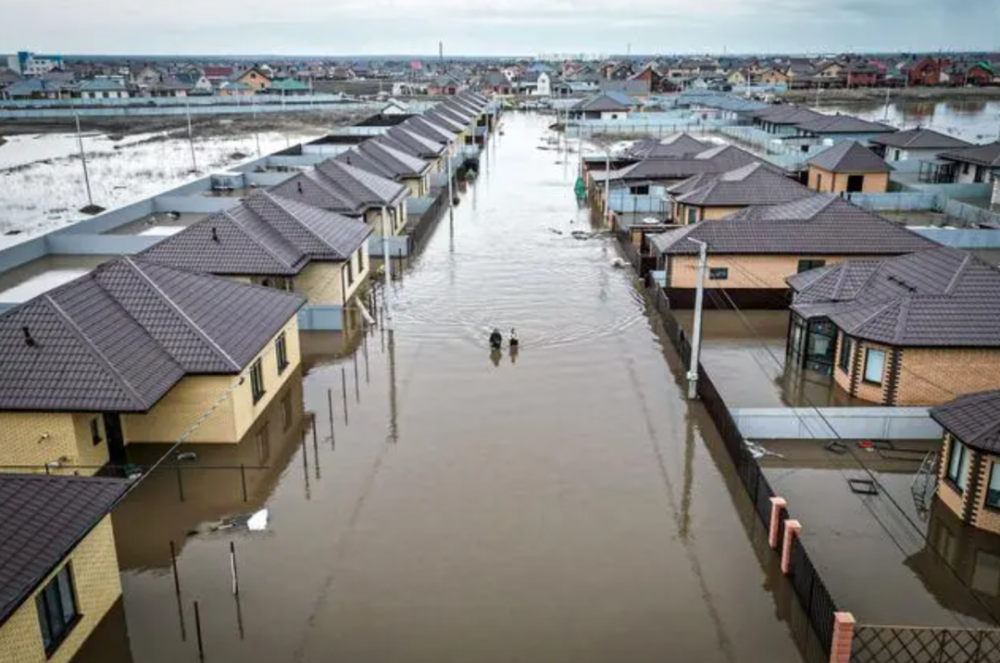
xmin=781 ymin=519 xmax=802 ymax=575
xmin=768 ymin=497 xmax=787 ymax=550
xmin=829 ymin=612 xmax=856 ymax=663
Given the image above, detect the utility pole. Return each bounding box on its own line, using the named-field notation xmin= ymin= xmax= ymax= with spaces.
xmin=603 ymin=150 xmax=611 ymax=225
xmin=381 ymin=206 xmax=393 ymax=330
xmin=447 ymin=146 xmax=455 ymax=219
xmin=686 ymin=238 xmax=708 ymax=400
xmin=185 ymin=101 xmax=197 ymax=172
xmin=73 ymin=112 xmax=94 ymax=209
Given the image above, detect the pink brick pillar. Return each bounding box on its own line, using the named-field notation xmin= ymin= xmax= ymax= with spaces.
xmin=781 ymin=520 xmax=802 ymax=576
xmin=829 ymin=612 xmax=856 ymax=663
xmin=769 ymin=497 xmax=787 ymax=550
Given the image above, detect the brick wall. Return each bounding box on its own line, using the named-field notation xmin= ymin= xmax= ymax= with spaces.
xmin=231 ymin=317 xmax=302 ymax=442
xmin=970 ymin=450 xmax=1000 ymax=535
xmin=701 ymin=206 xmax=745 ymax=221
xmin=808 ymin=167 xmax=889 ymax=194
xmin=897 ymin=348 xmax=1000 ymax=406
xmin=295 ymin=261 xmax=347 ymax=305
xmin=0 ymin=413 xmax=109 ymax=475
xmin=0 ymin=516 xmax=122 ymax=663
xmin=670 ymin=254 xmax=847 ymax=289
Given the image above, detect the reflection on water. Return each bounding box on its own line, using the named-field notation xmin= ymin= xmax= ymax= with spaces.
xmin=107 ymin=114 xmax=807 ymax=663
xmin=816 ymin=100 xmax=1000 ymax=142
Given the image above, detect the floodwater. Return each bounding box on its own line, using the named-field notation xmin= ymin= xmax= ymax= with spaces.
xmin=103 ymin=114 xmax=810 ymax=663
xmin=814 ymin=99 xmax=1000 ymax=143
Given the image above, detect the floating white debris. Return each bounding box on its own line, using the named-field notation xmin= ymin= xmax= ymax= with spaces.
xmin=247 ymin=509 xmax=269 ymax=532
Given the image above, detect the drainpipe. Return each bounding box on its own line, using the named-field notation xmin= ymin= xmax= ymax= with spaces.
xmin=686 ymin=238 xmax=708 ymax=400
xmin=381 ymin=206 xmax=393 ymax=330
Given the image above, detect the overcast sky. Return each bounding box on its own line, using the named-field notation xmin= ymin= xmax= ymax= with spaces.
xmin=4 ymin=0 xmax=1000 ymax=56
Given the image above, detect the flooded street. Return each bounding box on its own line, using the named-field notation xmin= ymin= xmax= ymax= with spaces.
xmin=109 ymin=113 xmax=807 ymax=663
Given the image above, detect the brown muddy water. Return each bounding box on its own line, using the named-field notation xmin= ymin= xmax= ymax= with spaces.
xmin=102 ymin=114 xmax=810 ymax=663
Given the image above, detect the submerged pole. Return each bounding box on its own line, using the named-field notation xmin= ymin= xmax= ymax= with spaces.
xmin=687 ymin=239 xmax=708 ymax=400
xmin=381 ymin=206 xmax=393 ymax=331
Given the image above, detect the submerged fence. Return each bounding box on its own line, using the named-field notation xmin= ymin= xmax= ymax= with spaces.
xmin=649 ymin=287 xmax=839 ymax=657
xmin=852 ymin=625 xmax=1000 ymax=663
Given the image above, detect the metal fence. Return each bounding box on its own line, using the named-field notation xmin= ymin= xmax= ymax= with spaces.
xmin=852 ymin=625 xmax=1000 ymax=663
xmin=649 ymin=286 xmax=839 ymax=656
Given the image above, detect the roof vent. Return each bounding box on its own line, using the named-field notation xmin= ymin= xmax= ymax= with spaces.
xmin=211 ymin=227 xmax=219 ymax=242
xmin=22 ymin=326 xmax=37 ymax=347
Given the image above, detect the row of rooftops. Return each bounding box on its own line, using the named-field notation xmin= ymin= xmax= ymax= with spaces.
xmin=0 ymin=91 xmax=490 ymax=415
xmin=0 ymin=90 xmax=492 ymax=633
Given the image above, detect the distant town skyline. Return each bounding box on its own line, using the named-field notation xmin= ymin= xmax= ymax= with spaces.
xmin=4 ymin=0 xmax=1000 ymax=57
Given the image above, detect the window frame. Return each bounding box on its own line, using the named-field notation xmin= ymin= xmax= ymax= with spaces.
xmin=708 ymin=267 xmax=729 ymax=281
xmin=986 ymin=461 xmax=1000 ymax=510
xmin=947 ymin=438 xmax=972 ymax=494
xmin=90 ymin=417 xmax=103 ymax=446
xmin=838 ymin=335 xmax=853 ymax=373
xmin=275 ymin=332 xmax=289 ymax=375
xmin=862 ymin=348 xmax=886 ymax=385
xmin=250 ymin=359 xmax=266 ymax=404
xmin=797 ymin=259 xmax=827 ymax=274
xmin=35 ymin=563 xmax=80 ymax=657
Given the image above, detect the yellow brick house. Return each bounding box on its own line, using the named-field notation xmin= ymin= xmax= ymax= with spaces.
xmin=931 ymin=390 xmax=1000 ymax=536
xmin=650 ymin=194 xmax=933 ymax=308
xmin=0 ymin=257 xmax=304 ymax=474
xmin=786 ymin=247 xmax=1000 ymax=405
xmin=0 ymin=473 xmax=128 ymax=663
xmin=669 ymin=162 xmax=813 ymax=224
xmin=807 ymin=140 xmax=892 ymax=194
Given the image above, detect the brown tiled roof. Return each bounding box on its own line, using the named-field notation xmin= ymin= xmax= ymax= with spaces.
xmin=674 ymin=163 xmax=813 ymax=207
xmin=0 ymin=474 xmax=128 ymax=628
xmin=808 ymin=141 xmax=893 ymax=173
xmin=612 ymin=144 xmax=780 ymax=183
xmin=869 ymin=128 xmax=972 ymax=151
xmin=270 ymin=158 xmax=407 ymax=215
xmin=383 ymin=126 xmax=447 ymax=159
xmin=140 ymin=192 xmax=371 ymax=276
xmin=652 ymin=194 xmax=935 ymax=256
xmin=788 ymin=247 xmax=1000 ymax=348
xmin=0 ymin=257 xmax=304 ymax=412
xmin=623 ymin=134 xmax=710 ymax=160
xmin=931 ymin=390 xmax=1000 ymax=453
xmin=794 ymin=115 xmax=896 ymax=135
xmin=939 ymin=142 xmax=1000 ymax=168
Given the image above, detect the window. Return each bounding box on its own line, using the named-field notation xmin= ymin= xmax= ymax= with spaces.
xmin=631 ymin=185 xmax=650 ymax=195
xmin=816 ymin=173 xmax=823 ymax=190
xmin=839 ymin=336 xmax=853 ymax=373
xmin=686 ymin=207 xmax=697 ymax=225
xmin=987 ymin=462 xmax=1000 ymax=509
xmin=36 ymin=564 xmax=78 ymax=656
xmin=947 ymin=438 xmax=972 ymax=493
xmin=708 ymin=267 xmax=729 ymax=280
xmin=90 ymin=418 xmax=103 ymax=445
xmin=863 ymin=348 xmax=886 ymax=384
xmin=963 ymin=163 xmax=971 ymax=175
xmin=797 ymin=259 xmax=827 ymax=274
xmin=893 ymin=149 xmax=902 ymax=162
xmin=250 ymin=359 xmax=265 ymax=404
xmin=275 ymin=333 xmax=289 ymax=375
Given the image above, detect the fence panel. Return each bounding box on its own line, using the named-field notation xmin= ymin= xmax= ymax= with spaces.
xmin=852 ymin=625 xmax=1000 ymax=663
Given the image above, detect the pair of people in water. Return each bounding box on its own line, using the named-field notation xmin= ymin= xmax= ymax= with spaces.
xmin=490 ymin=328 xmax=518 ymax=350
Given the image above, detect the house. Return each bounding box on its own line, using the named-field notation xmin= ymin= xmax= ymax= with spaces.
xmin=967 ymin=62 xmax=995 ymax=87
xmin=786 ymin=247 xmax=1000 ymax=405
xmin=140 ymin=192 xmax=371 ymax=309
xmin=568 ymin=91 xmax=635 ymax=120
xmin=203 ymin=65 xmax=235 ymax=84
xmin=727 ymin=70 xmax=749 ymax=86
xmin=807 ymin=141 xmax=893 ymax=194
xmin=671 ymin=162 xmax=813 ymax=224
xmin=793 ymin=115 xmax=896 ymax=144
xmin=481 ymin=72 xmax=513 ymax=95
xmin=337 ymin=139 xmax=433 ymax=197
xmin=813 ymin=61 xmax=846 ymax=82
xmin=232 ymin=67 xmax=272 ymax=92
xmin=0 ymin=78 xmax=72 ymax=100
xmin=77 ymin=78 xmax=129 ymax=100
xmin=218 ymin=81 xmax=253 ymax=97
xmin=760 ymin=69 xmax=791 ymax=86
xmin=0 ymin=257 xmax=304 ymax=473
xmin=270 ymin=78 xmax=311 ymax=96
xmin=931 ymin=390 xmax=1000 ymax=536
xmin=869 ymin=128 xmax=973 ymax=164
xmin=270 ymin=159 xmax=409 ymax=236
xmin=145 ymin=76 xmax=190 ymax=98
xmin=751 ymin=105 xmax=826 ymax=135
xmin=175 ymin=71 xmax=212 ymax=95
xmin=0 ymin=474 xmax=128 ymax=663
xmin=845 ymin=63 xmax=882 ymax=88
xmin=630 ymin=65 xmax=666 ymax=92
xmin=938 ymin=142 xmax=1000 ymax=185
xmin=650 ymin=194 xmax=935 ymax=307
xmin=6 ymin=51 xmax=63 ymax=76
xmin=429 ymin=74 xmax=462 ymax=96
xmin=382 ymin=126 xmax=448 ymax=172
xmin=621 ymin=134 xmax=711 ymax=161
xmin=909 ymin=57 xmax=945 ymax=87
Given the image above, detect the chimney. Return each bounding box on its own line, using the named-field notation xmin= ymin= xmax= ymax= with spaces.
xmin=22 ymin=326 xmax=37 ymax=347
xmin=297 ymin=181 xmax=303 ymax=194
xmin=211 ymin=227 xmax=219 ymax=242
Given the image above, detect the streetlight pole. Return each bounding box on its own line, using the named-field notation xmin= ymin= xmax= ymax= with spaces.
xmin=381 ymin=205 xmax=393 ymax=331
xmin=686 ymin=238 xmax=708 ymax=400
xmin=185 ymin=101 xmax=197 ymax=172
xmin=73 ymin=112 xmax=94 ymax=209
